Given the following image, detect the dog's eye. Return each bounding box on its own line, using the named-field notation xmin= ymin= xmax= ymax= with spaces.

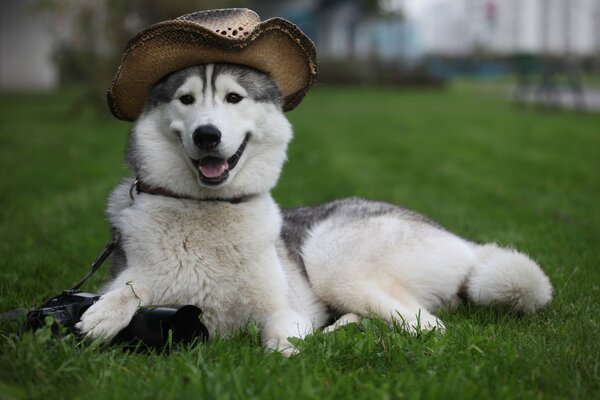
xmin=179 ymin=94 xmax=195 ymax=105
xmin=225 ymin=93 xmax=243 ymax=104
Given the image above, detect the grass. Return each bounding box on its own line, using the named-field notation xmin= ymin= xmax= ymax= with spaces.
xmin=1 ymin=83 xmax=599 ymax=399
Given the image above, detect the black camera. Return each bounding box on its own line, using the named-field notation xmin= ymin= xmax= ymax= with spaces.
xmin=22 ymin=290 xmax=209 ymax=349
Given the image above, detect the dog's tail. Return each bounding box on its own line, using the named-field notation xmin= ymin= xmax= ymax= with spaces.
xmin=465 ymin=243 xmax=553 ymax=313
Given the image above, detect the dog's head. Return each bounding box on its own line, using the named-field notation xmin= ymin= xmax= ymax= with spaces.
xmin=127 ymin=63 xmax=293 ymax=199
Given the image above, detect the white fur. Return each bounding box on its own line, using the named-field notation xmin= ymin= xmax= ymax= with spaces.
xmin=467 ymin=244 xmax=553 ymax=313
xmin=78 ymin=64 xmax=553 ymax=353
xmin=76 ymin=282 xmax=153 ymax=340
xmin=322 ymin=313 xmax=362 ymax=333
xmin=131 ymin=68 xmax=292 ymax=201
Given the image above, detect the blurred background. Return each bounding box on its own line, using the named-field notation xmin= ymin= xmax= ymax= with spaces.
xmin=1 ymin=0 xmax=599 ymax=113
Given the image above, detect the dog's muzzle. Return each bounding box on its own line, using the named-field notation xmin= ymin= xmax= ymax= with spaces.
xmin=191 ymin=133 xmax=249 ymax=185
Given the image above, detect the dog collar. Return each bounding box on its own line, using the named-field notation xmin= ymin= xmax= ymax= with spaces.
xmin=130 ymin=178 xmax=243 ymax=204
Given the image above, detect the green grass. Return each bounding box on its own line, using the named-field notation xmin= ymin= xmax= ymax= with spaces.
xmin=1 ymin=84 xmax=599 ymax=399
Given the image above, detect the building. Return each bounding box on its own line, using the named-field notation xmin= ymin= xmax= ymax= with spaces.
xmin=253 ymin=0 xmax=415 ymax=62
xmin=2 ymin=0 xmax=599 ymax=91
xmin=417 ymin=0 xmax=600 ymax=56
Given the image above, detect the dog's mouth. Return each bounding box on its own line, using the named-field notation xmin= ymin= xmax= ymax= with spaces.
xmin=191 ymin=134 xmax=249 ymax=185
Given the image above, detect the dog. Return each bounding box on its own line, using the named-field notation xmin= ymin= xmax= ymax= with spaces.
xmin=76 ymin=63 xmax=553 ymax=354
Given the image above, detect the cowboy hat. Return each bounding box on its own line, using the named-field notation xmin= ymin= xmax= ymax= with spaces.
xmin=107 ymin=8 xmax=317 ymax=121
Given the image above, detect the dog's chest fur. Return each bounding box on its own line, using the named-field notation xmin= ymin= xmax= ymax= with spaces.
xmin=107 ymin=189 xmax=284 ymax=335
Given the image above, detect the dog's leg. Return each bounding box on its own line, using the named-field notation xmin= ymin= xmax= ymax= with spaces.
xmin=261 ymin=309 xmax=313 ymax=356
xmin=358 ymin=282 xmax=445 ymax=334
xmin=314 ymin=276 xmax=444 ymax=334
xmin=251 ymin=247 xmax=314 ymax=356
xmin=76 ymin=281 xmax=153 ymax=341
xmin=322 ymin=313 xmax=362 ymax=333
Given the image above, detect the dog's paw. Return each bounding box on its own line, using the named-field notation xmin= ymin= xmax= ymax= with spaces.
xmin=323 ymin=313 xmax=362 ymax=333
xmin=402 ymin=312 xmax=445 ymax=335
xmin=262 ymin=310 xmax=312 ymax=356
xmin=76 ymin=289 xmax=141 ymax=341
xmin=393 ymin=310 xmax=446 ymax=335
xmin=264 ymin=337 xmax=300 ymax=357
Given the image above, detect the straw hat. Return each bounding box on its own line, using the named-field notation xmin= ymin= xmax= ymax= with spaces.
xmin=107 ymin=8 xmax=317 ymax=121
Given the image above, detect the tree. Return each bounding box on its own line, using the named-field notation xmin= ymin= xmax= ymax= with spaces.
xmin=38 ymin=0 xmax=247 ymax=116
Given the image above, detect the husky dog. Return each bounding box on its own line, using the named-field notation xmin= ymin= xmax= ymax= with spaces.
xmin=77 ymin=64 xmax=553 ymax=354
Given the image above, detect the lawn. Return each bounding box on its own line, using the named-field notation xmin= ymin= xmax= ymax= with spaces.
xmin=1 ymin=83 xmax=599 ymax=399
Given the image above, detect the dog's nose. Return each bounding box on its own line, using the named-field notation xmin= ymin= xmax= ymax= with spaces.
xmin=193 ymin=125 xmax=221 ymax=150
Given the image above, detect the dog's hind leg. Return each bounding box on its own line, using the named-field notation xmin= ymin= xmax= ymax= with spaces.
xmin=352 ymin=280 xmax=444 ymax=334
xmin=322 ymin=313 xmax=362 ymax=333
xmin=302 ymin=216 xmax=450 ymax=334
xmin=314 ymin=274 xmax=444 ymax=334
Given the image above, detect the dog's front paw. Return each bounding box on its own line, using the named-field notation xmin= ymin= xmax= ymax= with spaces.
xmin=323 ymin=313 xmax=362 ymax=333
xmin=76 ymin=289 xmax=141 ymax=341
xmin=402 ymin=312 xmax=445 ymax=335
xmin=264 ymin=337 xmax=299 ymax=357
xmin=262 ymin=310 xmax=312 ymax=356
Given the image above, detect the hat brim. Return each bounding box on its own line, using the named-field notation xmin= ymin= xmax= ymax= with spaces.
xmin=107 ymin=18 xmax=317 ymax=121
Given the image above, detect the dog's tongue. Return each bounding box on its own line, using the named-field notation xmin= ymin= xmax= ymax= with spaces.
xmin=199 ymin=157 xmax=228 ymax=178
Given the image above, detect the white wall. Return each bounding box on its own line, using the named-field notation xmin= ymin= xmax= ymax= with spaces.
xmin=411 ymin=0 xmax=600 ymax=56
xmin=0 ymin=0 xmax=58 ymax=91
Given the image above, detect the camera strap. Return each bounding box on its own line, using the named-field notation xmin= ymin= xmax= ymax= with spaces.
xmin=0 ymin=308 xmax=29 ymax=321
xmin=70 ymin=234 xmax=120 ymax=291
xmin=0 ymin=235 xmax=120 ymax=322
xmin=2 ymin=176 xmax=244 ymax=322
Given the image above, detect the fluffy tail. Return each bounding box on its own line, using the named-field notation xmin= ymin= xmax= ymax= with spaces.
xmin=466 ymin=243 xmax=553 ymax=314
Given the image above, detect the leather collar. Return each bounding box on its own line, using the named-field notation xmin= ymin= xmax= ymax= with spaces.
xmin=132 ymin=178 xmax=243 ymax=204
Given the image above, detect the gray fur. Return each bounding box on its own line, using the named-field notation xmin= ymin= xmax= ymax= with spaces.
xmin=109 ymin=238 xmax=127 ymax=277
xmin=145 ymin=64 xmax=281 ymax=112
xmin=213 ymin=63 xmax=282 ymax=105
xmin=146 ymin=66 xmax=203 ymax=109
xmin=105 ymin=179 xmax=136 ymax=278
xmin=124 ymin=128 xmax=140 ymax=173
xmin=281 ymin=197 xmax=441 ymax=274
